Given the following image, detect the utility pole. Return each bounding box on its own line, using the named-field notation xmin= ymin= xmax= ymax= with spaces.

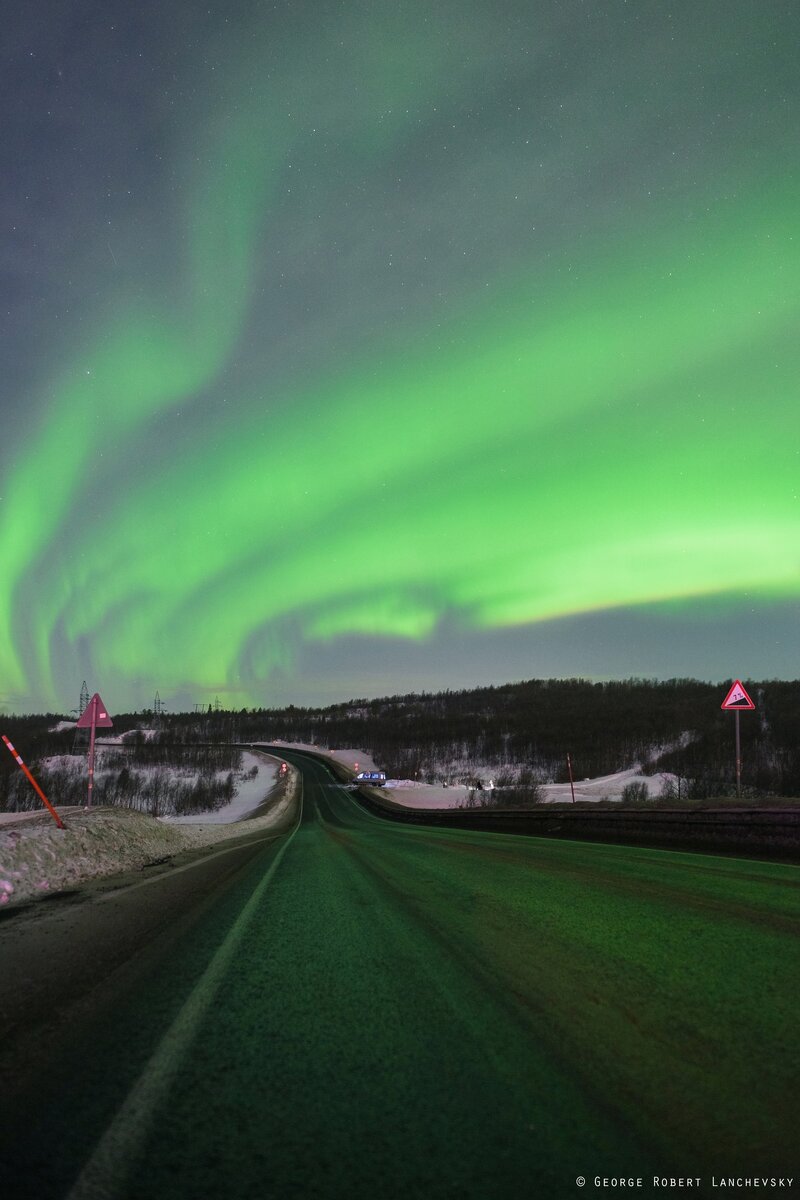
xmin=73 ymin=681 xmax=91 ymax=754
xmin=566 ymin=753 xmax=576 ymax=803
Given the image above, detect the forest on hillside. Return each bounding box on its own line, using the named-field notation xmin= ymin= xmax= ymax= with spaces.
xmin=3 ymin=678 xmax=797 ymax=805
xmin=236 ymin=678 xmax=798 ymax=797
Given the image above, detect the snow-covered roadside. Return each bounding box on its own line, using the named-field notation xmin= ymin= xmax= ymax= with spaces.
xmin=382 ymin=781 xmax=472 ymax=809
xmin=160 ymin=752 xmax=277 ymax=824
xmin=250 ymin=741 xmax=677 ymax=809
xmin=0 ymin=761 xmax=297 ymax=909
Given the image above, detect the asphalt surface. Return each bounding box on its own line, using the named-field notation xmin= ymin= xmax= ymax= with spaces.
xmin=1 ymin=752 xmax=798 ymax=1199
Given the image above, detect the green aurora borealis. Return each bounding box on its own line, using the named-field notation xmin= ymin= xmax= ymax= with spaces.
xmin=1 ymin=1 xmax=798 ymax=712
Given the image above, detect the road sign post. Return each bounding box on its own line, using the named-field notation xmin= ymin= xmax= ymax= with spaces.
xmin=76 ymin=692 xmax=114 ymax=808
xmin=720 ymin=681 xmax=755 ymax=799
xmin=566 ymin=753 xmax=576 ymax=803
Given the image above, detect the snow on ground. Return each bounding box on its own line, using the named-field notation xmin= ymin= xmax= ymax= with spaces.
xmin=96 ymin=728 xmax=159 ymax=744
xmin=540 ymin=767 xmax=677 ymax=804
xmin=37 ymin=750 xmax=274 ymax=820
xmin=51 ymin=732 xmax=675 ymax=810
xmin=383 ymin=768 xmax=678 ymax=809
xmin=253 ymin=741 xmax=381 ymax=774
xmin=163 ymin=753 xmax=277 ymax=824
xmin=0 ymin=757 xmax=297 ymax=908
xmin=46 ymin=722 xmax=159 ymax=739
xmin=383 ymin=781 xmax=473 ymax=809
xmin=256 ymin=742 xmax=674 ymax=809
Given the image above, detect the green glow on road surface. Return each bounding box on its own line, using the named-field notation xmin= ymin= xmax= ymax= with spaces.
xmin=143 ymin=769 xmax=800 ymax=1191
xmin=2 ymin=759 xmax=796 ymax=1197
xmin=2 ymin=5 xmax=798 ymax=709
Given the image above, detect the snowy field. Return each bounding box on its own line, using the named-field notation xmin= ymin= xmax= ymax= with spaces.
xmin=540 ymin=767 xmax=677 ymax=804
xmin=374 ymin=768 xmax=678 ymax=810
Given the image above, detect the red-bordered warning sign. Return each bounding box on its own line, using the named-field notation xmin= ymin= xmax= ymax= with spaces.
xmin=76 ymin=693 xmax=114 ymax=728
xmin=721 ymin=680 xmax=755 ymax=710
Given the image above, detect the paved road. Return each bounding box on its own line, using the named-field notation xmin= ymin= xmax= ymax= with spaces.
xmin=1 ymin=752 xmax=798 ymax=1199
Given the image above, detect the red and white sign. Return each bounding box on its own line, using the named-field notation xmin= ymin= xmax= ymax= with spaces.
xmin=721 ymin=680 xmax=755 ymax=711
xmin=76 ymin=693 xmax=114 ymax=728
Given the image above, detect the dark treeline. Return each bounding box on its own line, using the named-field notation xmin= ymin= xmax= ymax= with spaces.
xmin=2 ymin=679 xmax=799 ymax=801
xmin=99 ymin=737 xmax=242 ymax=774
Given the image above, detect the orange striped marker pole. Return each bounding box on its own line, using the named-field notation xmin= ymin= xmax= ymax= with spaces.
xmin=2 ymin=735 xmax=65 ymax=829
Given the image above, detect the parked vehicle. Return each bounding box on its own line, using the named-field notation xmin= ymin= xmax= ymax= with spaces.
xmin=354 ymin=770 xmax=387 ymax=787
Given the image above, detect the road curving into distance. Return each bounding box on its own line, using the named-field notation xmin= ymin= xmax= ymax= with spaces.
xmin=1 ymin=750 xmax=798 ymax=1199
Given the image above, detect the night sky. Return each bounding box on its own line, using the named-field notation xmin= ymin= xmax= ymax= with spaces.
xmin=1 ymin=1 xmax=798 ymax=714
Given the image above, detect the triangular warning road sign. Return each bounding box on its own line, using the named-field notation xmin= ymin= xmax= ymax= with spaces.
xmin=76 ymin=692 xmax=114 ymax=728
xmin=721 ymin=680 xmax=755 ymax=711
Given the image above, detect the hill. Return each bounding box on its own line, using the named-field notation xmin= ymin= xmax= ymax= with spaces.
xmin=3 ymin=678 xmax=798 ymax=806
